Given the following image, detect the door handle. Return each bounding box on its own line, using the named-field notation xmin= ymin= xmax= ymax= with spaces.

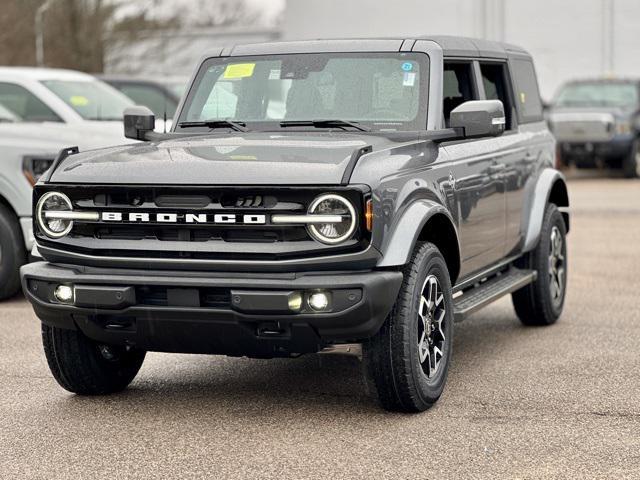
xmin=488 ymin=163 xmax=506 ymax=173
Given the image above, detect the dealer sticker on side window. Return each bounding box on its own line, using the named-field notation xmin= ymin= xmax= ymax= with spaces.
xmin=403 ymin=72 xmax=416 ymax=87
xmin=70 ymin=95 xmax=90 ymax=106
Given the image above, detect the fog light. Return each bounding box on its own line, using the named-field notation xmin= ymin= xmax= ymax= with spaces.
xmin=308 ymin=292 xmax=329 ymax=311
xmin=288 ymin=292 xmax=303 ymax=312
xmin=54 ymin=285 xmax=74 ymax=303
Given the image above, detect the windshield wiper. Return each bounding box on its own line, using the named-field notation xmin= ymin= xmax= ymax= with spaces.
xmin=178 ymin=119 xmax=249 ymax=132
xmin=279 ymin=119 xmax=370 ymax=132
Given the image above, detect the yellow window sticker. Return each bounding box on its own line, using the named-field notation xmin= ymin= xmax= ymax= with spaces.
xmin=70 ymin=95 xmax=89 ymax=106
xmin=224 ymin=63 xmax=256 ymax=79
xmin=520 ymin=92 xmax=526 ymax=104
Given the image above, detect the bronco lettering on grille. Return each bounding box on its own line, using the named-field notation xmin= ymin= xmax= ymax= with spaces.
xmin=100 ymin=212 xmax=267 ymax=225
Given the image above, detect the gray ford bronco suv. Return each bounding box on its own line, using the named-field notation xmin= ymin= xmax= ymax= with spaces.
xmin=21 ymin=36 xmax=569 ymax=412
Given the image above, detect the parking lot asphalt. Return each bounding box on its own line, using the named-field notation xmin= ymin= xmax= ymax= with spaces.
xmin=1 ymin=175 xmax=640 ymax=479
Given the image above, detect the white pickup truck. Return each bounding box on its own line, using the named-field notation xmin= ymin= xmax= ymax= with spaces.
xmin=0 ymin=67 xmax=134 ymax=299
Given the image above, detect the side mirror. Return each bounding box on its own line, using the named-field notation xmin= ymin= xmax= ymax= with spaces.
xmin=450 ymin=100 xmax=506 ymax=138
xmin=124 ymin=106 xmax=155 ymax=141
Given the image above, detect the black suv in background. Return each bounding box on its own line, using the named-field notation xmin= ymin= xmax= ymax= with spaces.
xmin=22 ymin=36 xmax=569 ymax=412
xmin=548 ymin=78 xmax=640 ymax=177
xmin=99 ymin=75 xmax=187 ymax=120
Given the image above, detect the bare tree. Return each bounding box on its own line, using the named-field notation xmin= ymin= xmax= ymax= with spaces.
xmin=0 ymin=0 xmax=41 ymax=65
xmin=43 ymin=0 xmax=116 ymax=72
xmin=183 ymin=0 xmax=260 ymax=28
xmin=0 ymin=0 xmax=262 ymax=72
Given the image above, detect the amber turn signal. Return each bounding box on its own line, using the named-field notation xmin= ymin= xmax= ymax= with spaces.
xmin=365 ymin=199 xmax=373 ymax=232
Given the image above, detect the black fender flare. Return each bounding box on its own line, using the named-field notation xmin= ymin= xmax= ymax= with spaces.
xmin=377 ymin=199 xmax=460 ymax=272
xmin=522 ymin=169 xmax=570 ymax=252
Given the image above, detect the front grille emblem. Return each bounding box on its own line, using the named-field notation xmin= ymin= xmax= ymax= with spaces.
xmin=99 ymin=212 xmax=267 ymax=225
xmin=235 ymin=195 xmax=263 ymax=207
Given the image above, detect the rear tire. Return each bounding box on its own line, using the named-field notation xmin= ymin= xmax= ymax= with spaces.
xmin=363 ymin=242 xmax=454 ymax=412
xmin=622 ymin=139 xmax=640 ymax=178
xmin=512 ymin=203 xmax=567 ymax=326
xmin=0 ymin=204 xmax=26 ymax=300
xmin=42 ymin=324 xmax=146 ymax=395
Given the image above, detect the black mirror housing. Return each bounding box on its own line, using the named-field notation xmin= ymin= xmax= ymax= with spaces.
xmin=124 ymin=106 xmax=155 ymax=141
xmin=450 ymin=100 xmax=506 ymax=139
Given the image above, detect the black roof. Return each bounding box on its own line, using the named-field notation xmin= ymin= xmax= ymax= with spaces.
xmin=417 ymin=35 xmax=528 ymax=58
xmin=219 ymin=35 xmax=530 ymax=59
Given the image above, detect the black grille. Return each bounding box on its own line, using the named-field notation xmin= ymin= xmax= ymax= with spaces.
xmin=74 ymin=224 xmax=309 ymax=243
xmin=35 ymin=185 xmax=371 ymax=261
xmin=137 ymin=285 xmax=231 ymax=308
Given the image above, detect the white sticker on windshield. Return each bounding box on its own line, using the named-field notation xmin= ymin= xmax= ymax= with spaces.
xmin=269 ymin=69 xmax=281 ymax=80
xmin=403 ymin=72 xmax=416 ymax=87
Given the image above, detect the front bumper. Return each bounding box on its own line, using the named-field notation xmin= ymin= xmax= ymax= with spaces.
xmin=21 ymin=262 xmax=402 ymax=357
xmin=559 ymin=136 xmax=634 ymax=165
xmin=19 ymin=217 xmax=34 ymax=251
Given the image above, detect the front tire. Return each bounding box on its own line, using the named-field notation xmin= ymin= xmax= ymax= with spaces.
xmin=622 ymin=139 xmax=640 ymax=178
xmin=512 ymin=203 xmax=567 ymax=326
xmin=42 ymin=324 xmax=146 ymax=395
xmin=363 ymin=242 xmax=454 ymax=412
xmin=0 ymin=204 xmax=26 ymax=300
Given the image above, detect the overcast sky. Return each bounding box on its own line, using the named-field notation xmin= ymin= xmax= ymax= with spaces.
xmin=246 ymin=0 xmax=285 ymax=23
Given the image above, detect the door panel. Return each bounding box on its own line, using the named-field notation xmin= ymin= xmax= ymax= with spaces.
xmin=445 ymin=139 xmax=506 ymax=278
xmin=480 ymin=60 xmax=534 ymax=258
xmin=502 ymin=126 xmax=547 ymax=256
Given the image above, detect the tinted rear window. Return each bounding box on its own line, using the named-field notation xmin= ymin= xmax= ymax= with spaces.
xmin=512 ymin=58 xmax=543 ymax=123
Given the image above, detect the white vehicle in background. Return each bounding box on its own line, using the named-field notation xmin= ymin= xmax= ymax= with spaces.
xmin=0 ymin=67 xmax=135 ymax=300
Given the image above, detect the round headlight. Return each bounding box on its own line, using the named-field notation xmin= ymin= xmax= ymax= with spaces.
xmin=36 ymin=191 xmax=73 ymax=238
xmin=307 ymin=194 xmax=356 ymax=245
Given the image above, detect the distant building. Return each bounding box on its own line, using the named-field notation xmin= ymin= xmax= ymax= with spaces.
xmin=282 ymin=0 xmax=640 ymax=100
xmin=104 ymin=26 xmax=280 ymax=78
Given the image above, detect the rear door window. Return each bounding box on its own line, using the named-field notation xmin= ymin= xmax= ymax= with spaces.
xmin=480 ymin=63 xmax=515 ymax=130
xmin=511 ymin=58 xmax=544 ymax=123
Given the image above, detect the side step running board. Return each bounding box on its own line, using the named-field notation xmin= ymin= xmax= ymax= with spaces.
xmin=453 ymin=268 xmax=536 ymax=322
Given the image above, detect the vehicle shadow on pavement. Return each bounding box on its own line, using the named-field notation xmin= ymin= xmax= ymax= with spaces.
xmin=47 ymin=301 xmax=548 ymax=416
xmin=60 ymin=352 xmax=383 ymax=414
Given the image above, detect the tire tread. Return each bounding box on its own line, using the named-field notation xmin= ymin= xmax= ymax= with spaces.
xmin=364 ymin=242 xmax=453 ymax=412
xmin=42 ymin=324 xmax=145 ymax=395
xmin=512 ymin=203 xmax=567 ymax=326
xmin=0 ymin=203 xmax=25 ymax=300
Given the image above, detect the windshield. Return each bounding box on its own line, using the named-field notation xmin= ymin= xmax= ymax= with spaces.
xmin=554 ymin=82 xmax=639 ymax=108
xmin=41 ymin=80 xmax=134 ymax=120
xmin=176 ymin=53 xmax=429 ymax=132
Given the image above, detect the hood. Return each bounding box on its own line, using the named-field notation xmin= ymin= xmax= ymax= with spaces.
xmin=547 ymin=105 xmax=633 ymax=122
xmin=47 ymin=132 xmax=399 ymax=185
xmin=546 ymin=106 xmax=634 ymax=142
xmin=0 ymin=121 xmax=129 ymax=152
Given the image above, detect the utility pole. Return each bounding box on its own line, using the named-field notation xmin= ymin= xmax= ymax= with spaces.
xmin=479 ymin=0 xmax=506 ymax=41
xmin=35 ymin=0 xmax=56 ymax=67
xmin=602 ymin=0 xmax=615 ymax=76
